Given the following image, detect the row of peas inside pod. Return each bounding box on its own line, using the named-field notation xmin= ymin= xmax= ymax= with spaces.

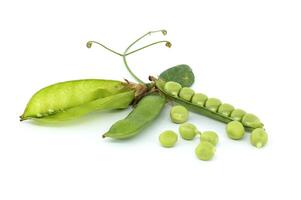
xmin=157 ymin=81 xmax=268 ymax=161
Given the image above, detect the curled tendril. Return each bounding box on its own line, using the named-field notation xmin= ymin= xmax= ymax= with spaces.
xmin=86 ymin=41 xmax=93 ymax=48
xmin=165 ymin=41 xmax=172 ymax=48
xmin=87 ymin=30 xmax=171 ymax=83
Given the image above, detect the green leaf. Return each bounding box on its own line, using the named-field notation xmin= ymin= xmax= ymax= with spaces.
xmin=159 ymin=64 xmax=195 ymax=87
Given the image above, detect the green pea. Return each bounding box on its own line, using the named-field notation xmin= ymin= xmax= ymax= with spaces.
xmin=164 ymin=81 xmax=182 ymax=97
xmin=178 ymin=123 xmax=198 ymax=140
xmin=205 ymin=98 xmax=222 ymax=112
xmin=179 ymin=87 xmax=195 ymax=101
xmin=230 ymin=109 xmax=246 ymax=121
xmin=200 ymin=131 xmax=219 ymax=146
xmin=250 ymin=128 xmax=268 ymax=148
xmin=242 ymin=113 xmax=263 ymax=129
xmin=159 ymin=130 xmax=178 ymax=147
xmin=191 ymin=93 xmax=208 ymax=106
xmin=226 ymin=121 xmax=245 ymax=140
xmin=195 ymin=141 xmax=216 ymax=161
xmin=170 ymin=105 xmax=189 ymax=124
xmin=218 ymin=103 xmax=234 ymax=117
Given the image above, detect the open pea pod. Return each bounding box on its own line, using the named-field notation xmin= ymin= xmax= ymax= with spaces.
xmin=155 ymin=79 xmax=263 ymax=132
xmin=21 ymin=79 xmax=136 ymax=122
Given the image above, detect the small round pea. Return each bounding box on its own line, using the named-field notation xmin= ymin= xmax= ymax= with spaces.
xmin=230 ymin=109 xmax=246 ymax=121
xmin=250 ymin=128 xmax=268 ymax=148
xmin=242 ymin=113 xmax=263 ymax=128
xmin=226 ymin=121 xmax=245 ymax=140
xmin=191 ymin=93 xmax=208 ymax=106
xmin=200 ymin=131 xmax=219 ymax=146
xmin=205 ymin=98 xmax=222 ymax=112
xmin=179 ymin=123 xmax=198 ymax=140
xmin=159 ymin=130 xmax=178 ymax=147
xmin=179 ymin=87 xmax=195 ymax=101
xmin=164 ymin=81 xmax=182 ymax=97
xmin=170 ymin=105 xmax=189 ymax=124
xmin=218 ymin=103 xmax=234 ymax=117
xmin=195 ymin=141 xmax=216 ymax=161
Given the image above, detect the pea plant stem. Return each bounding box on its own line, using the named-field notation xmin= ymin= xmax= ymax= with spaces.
xmin=87 ymin=29 xmax=171 ymax=84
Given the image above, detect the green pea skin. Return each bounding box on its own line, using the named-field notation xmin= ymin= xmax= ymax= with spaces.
xmin=179 ymin=87 xmax=195 ymax=101
xmin=170 ymin=105 xmax=189 ymax=124
xmin=178 ymin=123 xmax=198 ymax=140
xmin=242 ymin=113 xmax=263 ymax=129
xmin=191 ymin=93 xmax=208 ymax=107
xmin=226 ymin=121 xmax=245 ymax=140
xmin=218 ymin=103 xmax=234 ymax=117
xmin=164 ymin=81 xmax=182 ymax=97
xmin=200 ymin=131 xmax=219 ymax=146
xmin=159 ymin=130 xmax=178 ymax=147
xmin=195 ymin=141 xmax=216 ymax=161
xmin=230 ymin=109 xmax=246 ymax=121
xmin=205 ymin=98 xmax=222 ymax=112
xmin=250 ymin=128 xmax=268 ymax=148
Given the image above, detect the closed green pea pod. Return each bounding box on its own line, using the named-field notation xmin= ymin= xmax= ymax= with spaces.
xmin=230 ymin=109 xmax=246 ymax=121
xmin=103 ymin=94 xmax=166 ymax=139
xmin=205 ymin=98 xmax=222 ymax=112
xmin=218 ymin=103 xmax=234 ymax=117
xmin=20 ymin=79 xmax=135 ymax=122
xmin=179 ymin=87 xmax=195 ymax=101
xmin=191 ymin=93 xmax=208 ymax=107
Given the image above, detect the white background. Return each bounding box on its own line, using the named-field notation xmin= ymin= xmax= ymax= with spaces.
xmin=1 ymin=0 xmax=301 ymax=199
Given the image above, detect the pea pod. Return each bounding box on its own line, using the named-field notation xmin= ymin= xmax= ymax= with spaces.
xmin=155 ymin=79 xmax=263 ymax=131
xmin=21 ymin=79 xmax=136 ymax=122
xmin=103 ymin=94 xmax=166 ymax=139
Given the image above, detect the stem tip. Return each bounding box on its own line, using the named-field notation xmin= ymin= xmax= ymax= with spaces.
xmin=86 ymin=41 xmax=93 ymax=48
xmin=165 ymin=41 xmax=172 ymax=48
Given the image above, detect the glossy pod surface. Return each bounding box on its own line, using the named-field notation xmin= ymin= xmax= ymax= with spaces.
xmin=156 ymin=79 xmax=264 ymax=131
xmin=21 ymin=79 xmax=135 ymax=122
xmin=103 ymin=94 xmax=166 ymax=139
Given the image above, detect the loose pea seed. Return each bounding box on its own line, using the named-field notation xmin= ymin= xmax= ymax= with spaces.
xmin=200 ymin=131 xmax=219 ymax=146
xmin=242 ymin=113 xmax=263 ymax=128
xmin=191 ymin=93 xmax=208 ymax=106
xmin=159 ymin=130 xmax=178 ymax=147
xmin=170 ymin=105 xmax=189 ymax=124
xmin=179 ymin=123 xmax=198 ymax=140
xmin=250 ymin=128 xmax=268 ymax=148
xmin=195 ymin=141 xmax=216 ymax=161
xmin=164 ymin=81 xmax=182 ymax=97
xmin=218 ymin=103 xmax=234 ymax=117
xmin=226 ymin=121 xmax=245 ymax=140
xmin=230 ymin=109 xmax=246 ymax=121
xmin=205 ymin=98 xmax=222 ymax=112
xmin=179 ymin=87 xmax=195 ymax=101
